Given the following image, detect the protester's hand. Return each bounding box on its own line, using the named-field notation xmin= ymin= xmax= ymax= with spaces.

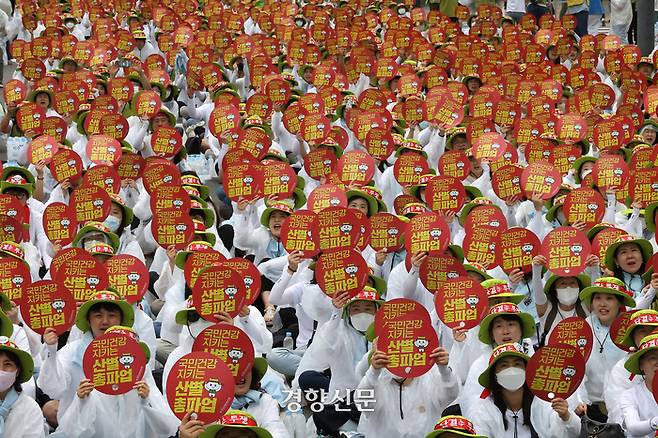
xmin=23 ymin=128 xmax=35 ymax=139
xmin=651 ymin=273 xmax=658 ymax=291
xmin=505 ymin=194 xmax=522 ymax=207
xmin=429 ymin=346 xmax=449 ymax=366
xmin=166 ymin=245 xmax=177 ymax=268
xmin=238 ymin=306 xmax=250 ymax=318
xmin=76 ymin=379 xmax=94 ymax=399
xmin=6 ymin=103 xmax=17 ymax=116
xmin=532 ymin=255 xmax=547 ymax=267
xmin=52 ymin=240 xmax=63 ymax=255
xmin=43 ymin=327 xmax=59 ymax=346
xmin=287 ymin=250 xmax=302 ymax=272
xmin=213 ymin=311 xmax=233 ymax=325
xmin=410 ymin=251 xmax=428 ymax=268
xmin=530 ymin=192 xmax=544 ymax=212
xmin=371 ymin=350 xmax=390 ymax=370
xmin=452 ymin=327 xmax=467 ymax=343
xmin=551 ymin=397 xmax=571 ymax=421
xmin=571 ymin=221 xmax=587 ymax=232
xmin=440 ymin=210 xmax=457 ymax=224
xmin=60 ymin=179 xmax=71 ymax=191
xmin=6 ymin=301 xmax=18 ymax=325
xmin=585 ymin=254 xmax=600 ymax=268
xmin=35 ymin=160 xmax=47 ymax=178
xmin=133 ymin=380 xmax=149 ymax=399
xmin=236 ymin=198 xmax=251 ymax=212
xmin=178 ymin=412 xmax=205 ymax=438
xmin=575 ymin=403 xmax=587 ymax=416
xmin=508 ymin=268 xmax=524 ymax=286
xmin=332 ymin=291 xmax=351 ymax=309
xmin=375 ymin=248 xmax=387 ymax=266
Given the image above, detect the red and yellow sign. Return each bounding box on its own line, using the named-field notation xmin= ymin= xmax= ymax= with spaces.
xmin=192 ymin=264 xmax=246 ymax=320
xmin=19 ymin=280 xmax=75 ymax=335
xmin=83 ymin=332 xmax=146 ymax=395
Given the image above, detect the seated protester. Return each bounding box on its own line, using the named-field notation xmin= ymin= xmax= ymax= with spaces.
xmin=294 ymin=288 xmax=380 ymax=436
xmin=604 ymin=235 xmax=655 ymax=301
xmin=579 ymin=277 xmax=637 ymax=422
xmin=0 ymin=168 xmax=47 ymax=277
xmin=105 ymin=193 xmax=144 ymax=262
xmin=57 ymin=326 xmax=178 ymax=438
xmin=379 ymin=140 xmax=430 ymax=210
xmin=179 ymin=410 xmax=274 ymax=438
xmin=424 ymin=416 xmax=486 ymax=438
xmin=459 ymin=303 xmax=536 ymax=416
xmin=357 ymin=341 xmax=459 ymax=437
xmin=605 ymin=307 xmax=658 ymax=425
xmin=620 ymin=333 xmax=658 ymax=438
xmin=467 ymin=344 xmax=581 ymax=437
xmin=531 ymin=256 xmax=591 ymax=344
xmin=37 ymin=291 xmax=135 ymax=424
xmin=233 ymin=200 xmax=292 ymax=324
xmin=0 ymin=338 xmax=45 ymax=437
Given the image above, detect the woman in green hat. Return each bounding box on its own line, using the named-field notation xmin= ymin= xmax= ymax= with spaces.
xmin=579 ymin=277 xmax=637 ymax=422
xmin=180 ymin=410 xmax=273 ymax=438
xmin=605 ymin=234 xmax=654 ymax=298
xmin=465 ymin=343 xmax=580 ymax=437
xmin=104 ymin=193 xmax=144 ymax=262
xmin=640 ymin=120 xmax=658 ymax=146
xmin=619 ymin=333 xmax=658 ymax=437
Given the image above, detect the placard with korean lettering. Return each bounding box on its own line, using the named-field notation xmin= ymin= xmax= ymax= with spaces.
xmin=630 ymin=168 xmax=658 ymax=207
xmin=521 ymin=160 xmax=562 ymax=200
xmin=541 ymin=226 xmax=591 ymax=276
xmin=223 ymin=258 xmax=261 ymax=307
xmin=261 ymin=160 xmax=296 ymax=200
xmin=497 ymin=227 xmax=541 ymax=273
xmin=192 ymin=264 xmax=246 ymax=320
xmin=134 ymin=90 xmax=162 ymax=119
xmin=365 ymin=128 xmax=395 ymax=161
xmin=151 ymin=208 xmax=194 ymax=250
xmin=184 ymin=249 xmax=227 ymax=289
xmin=0 ymin=217 xmax=21 ymax=243
xmin=435 ymin=276 xmax=487 ymax=330
xmin=592 ymin=155 xmax=628 ymax=191
xmin=192 ymin=324 xmax=255 ymax=383
xmin=369 ymin=212 xmax=406 ymax=252
xmin=316 ymin=248 xmax=368 ymax=298
xmin=393 ymin=153 xmax=430 ymax=187
xmin=49 ymin=148 xmax=83 ymax=183
xmin=222 ymin=162 xmax=264 ymax=202
xmin=49 ymin=248 xmax=93 ymax=280
xmin=419 ymin=254 xmax=468 ymax=293
xmin=438 ymin=150 xmax=471 ymax=181
xmin=82 ymin=165 xmax=121 ymax=194
xmin=54 ymin=256 xmax=109 ymax=302
xmin=563 ymin=187 xmax=605 ymax=229
xmin=463 ymin=204 xmax=507 ymax=233
xmin=116 ymin=152 xmax=144 ymax=180
xmin=463 ymin=225 xmax=500 ymax=267
xmin=610 ymin=310 xmax=634 ymax=352
xmin=142 ymin=161 xmax=181 ymax=195
xmin=317 ymin=206 xmax=362 ymax=252
xmin=166 ymin=351 xmax=235 ymax=423
xmin=548 ymin=316 xmax=593 ymax=361
xmin=307 ymin=184 xmax=347 ymax=213
xmin=375 ymin=298 xmax=439 ymax=378
xmin=106 ymin=255 xmax=149 ymax=304
xmin=592 ymin=227 xmax=628 ymax=261
xmin=70 ymin=185 xmax=111 ymax=223
xmin=337 ymin=151 xmax=376 ymax=187
xmin=526 ymin=344 xmax=585 ymax=401
xmin=42 ymin=202 xmax=78 ymax=245
xmin=150 ymin=185 xmax=191 ymax=215
xmin=303 ymin=147 xmax=337 ymax=181
xmin=0 ymin=258 xmax=30 ymax=302
xmin=19 ymin=280 xmax=75 ymax=335
xmin=16 ymin=103 xmax=45 ymax=134
xmin=83 ymin=332 xmax=146 ymax=395
xmin=27 ymin=135 xmax=59 ymax=165
xmin=151 ymin=126 xmax=182 ymax=158
xmin=281 ymin=210 xmax=320 ymax=258
xmin=425 ymin=175 xmax=466 ymax=214
xmin=405 ymin=212 xmax=450 ymax=255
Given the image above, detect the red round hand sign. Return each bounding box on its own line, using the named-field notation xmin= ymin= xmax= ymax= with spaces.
xmin=83 ymin=332 xmax=146 ymax=395
xmin=526 ymin=343 xmax=585 ymax=401
xmin=192 ymin=323 xmax=255 ymax=384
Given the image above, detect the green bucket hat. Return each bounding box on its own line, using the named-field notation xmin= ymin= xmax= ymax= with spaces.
xmin=0 ymin=337 xmax=33 ymax=383
xmin=624 ymin=333 xmax=658 ymax=375
xmin=72 ymin=221 xmax=120 ymax=253
xmin=464 ymin=263 xmax=492 ymax=280
xmin=408 ymin=174 xmax=435 ymax=200
xmin=645 ymin=202 xmax=658 ymax=232
xmin=27 ymin=87 xmax=54 ymax=105
xmin=572 ymin=156 xmax=597 ymax=184
xmin=75 ymin=291 xmax=135 ymax=333
xmin=346 ymin=187 xmax=379 ymax=217
xmin=604 ymin=234 xmax=653 ymax=272
xmin=478 ymin=343 xmax=529 ymax=390
xmin=478 ymin=303 xmax=536 ymax=344
xmin=458 ymin=197 xmax=499 ymax=226
xmin=545 ymin=194 xmax=567 ymax=224
xmin=394 ymin=138 xmax=428 ymax=158
xmin=620 ymin=309 xmax=658 ymax=348
xmin=180 ymin=173 xmax=209 ymax=200
xmin=148 ymin=107 xmax=176 ymax=128
xmin=200 ymin=410 xmax=273 ymax=438
xmin=192 ymin=219 xmax=217 ymax=246
xmin=189 ymin=195 xmax=215 ymax=228
xmin=446 ymin=126 xmax=468 ymax=150
xmin=543 ymin=274 xmax=591 ymax=296
xmin=174 ymin=240 xmax=215 ymax=270
xmin=108 ymin=193 xmax=134 ymax=229
xmin=260 ymin=200 xmax=294 ymax=228
xmin=0 ymin=166 xmax=35 ymax=197
xmin=579 ymin=277 xmax=636 ymax=308
xmin=481 ymin=279 xmax=525 ymax=304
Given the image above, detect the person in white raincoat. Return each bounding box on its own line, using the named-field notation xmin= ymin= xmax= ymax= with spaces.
xmin=356 ymin=339 xmax=459 ymax=437
xmin=620 ymin=333 xmax=658 ymax=437
xmin=469 ymin=343 xmax=581 ymax=437
xmin=0 ymin=338 xmax=45 ymax=437
xmin=57 ymin=326 xmax=178 ymax=437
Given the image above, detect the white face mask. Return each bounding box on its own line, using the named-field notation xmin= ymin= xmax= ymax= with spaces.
xmin=103 ymin=215 xmax=122 ymax=233
xmin=580 ymin=168 xmax=592 ymax=180
xmin=496 ymin=366 xmax=526 ymax=391
xmin=65 ymin=21 xmax=75 ymax=29
xmin=0 ymin=370 xmax=17 ymax=392
xmin=350 ymin=312 xmax=374 ymax=332
xmin=556 ymin=287 xmax=580 ymax=306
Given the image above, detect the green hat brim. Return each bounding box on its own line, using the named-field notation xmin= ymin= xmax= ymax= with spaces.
xmin=72 ymin=225 xmax=120 ymax=253
xmin=645 ymin=202 xmax=658 ymax=232
xmin=478 ymin=311 xmax=536 ymax=344
xmin=604 ymin=237 xmax=653 ymax=271
xmin=543 ymin=274 xmax=591 ymax=296
xmin=478 ymin=350 xmax=529 ymax=389
xmin=464 ymin=264 xmax=492 ymax=280
xmin=624 ymin=345 xmax=658 ymax=375
xmin=292 ymin=188 xmax=306 ymax=209
xmin=111 ymin=199 xmax=134 ymax=229
xmin=459 ymin=199 xmax=499 ymax=226
xmin=148 ymin=108 xmax=176 ymax=128
xmin=572 ymin=156 xmax=597 ymax=184
xmin=191 ymin=206 xmax=214 ymax=228
xmin=545 ymin=203 xmax=562 ymax=224
xmin=394 ymin=146 xmax=428 ymax=159
xmin=346 ymin=189 xmax=379 ymax=217
xmin=2 ymin=166 xmax=35 ymax=185
xmin=200 ymin=424 xmax=273 ymax=438
xmin=260 ymin=206 xmax=291 ymax=228
xmin=464 ymin=186 xmax=483 ymax=200
xmin=579 ymin=285 xmax=636 ymax=308
xmin=369 ymin=274 xmax=387 ymax=296
xmin=425 ymin=431 xmax=487 ymax=438
xmin=27 ymin=88 xmax=54 ymax=104
xmin=192 ymin=230 xmax=216 ymax=247
xmin=0 ymin=182 xmax=34 ymax=197
xmin=252 ymin=356 xmax=268 ymax=381
xmin=75 ymin=298 xmax=135 ymax=332
xmin=0 ymin=339 xmax=33 ymax=383
xmin=183 ymin=183 xmax=209 ymax=200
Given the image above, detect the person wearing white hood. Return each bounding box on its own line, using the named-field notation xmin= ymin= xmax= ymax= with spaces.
xmin=466 ymin=343 xmax=581 ymax=438
xmin=293 ymin=287 xmax=379 ymax=436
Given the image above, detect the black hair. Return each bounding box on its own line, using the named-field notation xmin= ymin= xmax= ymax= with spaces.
xmin=87 ymin=302 xmax=123 ymax=321
xmin=0 ymin=350 xmax=23 ymax=393
xmin=249 ymin=367 xmax=262 ymax=390
xmin=491 ymin=378 xmax=537 ymax=436
xmin=488 ymin=314 xmax=523 ymax=342
xmin=590 ymin=292 xmax=626 ymax=306
xmin=546 ymin=277 xmax=587 ymax=317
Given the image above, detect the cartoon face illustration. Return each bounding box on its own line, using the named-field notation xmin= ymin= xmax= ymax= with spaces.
xmin=175 ymin=224 xmax=187 ymax=232
xmin=339 ymin=223 xmax=353 ymax=234
xmin=173 ymin=199 xmax=184 ymax=208
xmin=344 ymin=264 xmax=358 ymax=277
xmin=563 ymin=366 xmax=576 ymax=378
xmin=227 ymin=348 xmax=244 ymax=363
xmin=613 ymin=168 xmax=623 ymax=176
xmin=447 ymin=271 xmax=459 ymax=279
xmin=574 ymin=124 xmax=582 ymax=132
xmin=11 ymin=276 xmax=23 ymax=287
xmin=611 ymin=130 xmax=620 ymax=139
xmin=521 ymin=243 xmax=533 ymax=253
xmin=414 ymin=337 xmax=429 ymax=353
xmin=330 ymin=198 xmax=341 ymax=206
xmin=205 ymin=379 xmax=222 ymax=397
xmin=3 ymin=225 xmax=13 ymax=233
xmin=322 ymin=159 xmax=332 ymax=167
xmin=127 ymin=272 xmax=140 ymax=283
xmin=224 ymin=286 xmax=238 ymax=299
xmin=488 ymin=242 xmax=496 ymax=251
xmin=33 ymin=113 xmax=41 ymax=120
xmin=414 ymin=166 xmax=424 ymax=174
xmin=576 ymin=338 xmax=587 ymax=348
xmin=226 ymin=113 xmax=235 ymax=121
xmin=387 ymin=228 xmax=399 ymax=236
xmin=358 ymin=163 xmax=369 ymax=173
xmin=489 ymin=220 xmax=500 ymax=227
xmin=449 ymin=189 xmax=459 ymax=199
xmin=570 ymin=244 xmax=583 ymax=256
xmin=542 ymin=150 xmax=551 ymax=158
xmin=87 ymin=277 xmax=100 ymax=288
xmin=544 ymin=176 xmax=555 ymax=185
xmin=512 ymin=176 xmax=520 ymax=185
xmin=456 ymin=162 xmax=465 ymax=169
xmin=429 ymin=229 xmax=442 ymax=239
xmin=51 ymin=299 xmax=65 ymax=312
xmin=279 ymin=175 xmax=290 ymax=183
xmin=243 ymin=176 xmax=254 ymax=185
xmin=465 ymin=295 xmax=479 ymax=308
xmin=92 ymin=199 xmax=104 ymax=208
xmin=58 ymin=217 xmax=71 ymax=228
xmin=244 ymin=277 xmax=253 ymax=287
xmin=652 ymin=183 xmax=658 ymax=191
xmin=118 ymin=353 xmax=134 ymax=368
xmin=162 ymin=175 xmax=173 ymax=183
xmin=587 ymin=203 xmax=599 ymax=211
